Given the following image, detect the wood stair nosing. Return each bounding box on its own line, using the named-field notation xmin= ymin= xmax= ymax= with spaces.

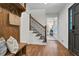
xmin=40 ymin=36 xmax=45 ymax=39
xmin=36 ymin=33 xmax=42 ymax=37
xmin=33 ymin=31 xmax=37 ymax=33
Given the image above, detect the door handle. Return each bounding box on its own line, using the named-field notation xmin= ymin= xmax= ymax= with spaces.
xmin=72 ymin=25 xmax=75 ymax=32
xmin=72 ymin=25 xmax=75 ymax=30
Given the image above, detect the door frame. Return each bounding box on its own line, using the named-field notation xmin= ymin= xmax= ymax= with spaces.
xmin=68 ymin=3 xmax=77 ymax=50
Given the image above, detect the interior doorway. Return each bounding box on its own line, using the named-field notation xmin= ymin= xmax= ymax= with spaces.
xmin=47 ymin=17 xmax=58 ymax=41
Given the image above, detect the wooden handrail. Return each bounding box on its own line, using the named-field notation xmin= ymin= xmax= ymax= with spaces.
xmin=30 ymin=14 xmax=45 ymax=29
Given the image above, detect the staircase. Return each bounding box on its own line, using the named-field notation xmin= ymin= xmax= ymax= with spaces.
xmin=29 ymin=14 xmax=47 ymax=45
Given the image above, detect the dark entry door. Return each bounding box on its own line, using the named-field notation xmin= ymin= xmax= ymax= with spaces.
xmin=69 ymin=3 xmax=79 ymax=55
xmin=73 ymin=4 xmax=79 ymax=55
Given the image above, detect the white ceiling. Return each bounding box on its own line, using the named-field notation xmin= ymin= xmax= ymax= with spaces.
xmin=27 ymin=3 xmax=68 ymax=15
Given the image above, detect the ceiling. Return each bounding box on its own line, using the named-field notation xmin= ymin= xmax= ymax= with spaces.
xmin=27 ymin=3 xmax=68 ymax=15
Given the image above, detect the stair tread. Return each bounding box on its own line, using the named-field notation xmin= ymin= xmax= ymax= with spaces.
xmin=29 ymin=30 xmax=47 ymax=45
xmin=36 ymin=34 xmax=41 ymax=36
xmin=33 ymin=32 xmax=38 ymax=33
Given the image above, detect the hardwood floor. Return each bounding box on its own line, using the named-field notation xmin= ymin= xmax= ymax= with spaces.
xmin=26 ymin=40 xmax=73 ymax=56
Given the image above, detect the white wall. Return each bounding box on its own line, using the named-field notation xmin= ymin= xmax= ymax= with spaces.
xmin=30 ymin=9 xmax=46 ymax=26
xmin=20 ymin=11 xmax=30 ymax=43
xmin=58 ymin=3 xmax=73 ymax=49
xmin=46 ymin=13 xmax=58 ymax=18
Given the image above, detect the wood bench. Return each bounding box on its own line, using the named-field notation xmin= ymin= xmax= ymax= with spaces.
xmin=5 ymin=43 xmax=26 ymax=56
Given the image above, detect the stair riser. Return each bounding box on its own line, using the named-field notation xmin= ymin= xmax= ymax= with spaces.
xmin=29 ymin=30 xmax=46 ymax=45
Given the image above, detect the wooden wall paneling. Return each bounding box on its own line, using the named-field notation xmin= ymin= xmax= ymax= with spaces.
xmin=0 ymin=12 xmax=3 ymax=37
xmin=0 ymin=12 xmax=20 ymax=43
xmin=0 ymin=3 xmax=26 ymax=47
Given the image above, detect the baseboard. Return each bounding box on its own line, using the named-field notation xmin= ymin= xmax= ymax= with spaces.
xmin=56 ymin=40 xmax=77 ymax=56
xmin=68 ymin=49 xmax=77 ymax=56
